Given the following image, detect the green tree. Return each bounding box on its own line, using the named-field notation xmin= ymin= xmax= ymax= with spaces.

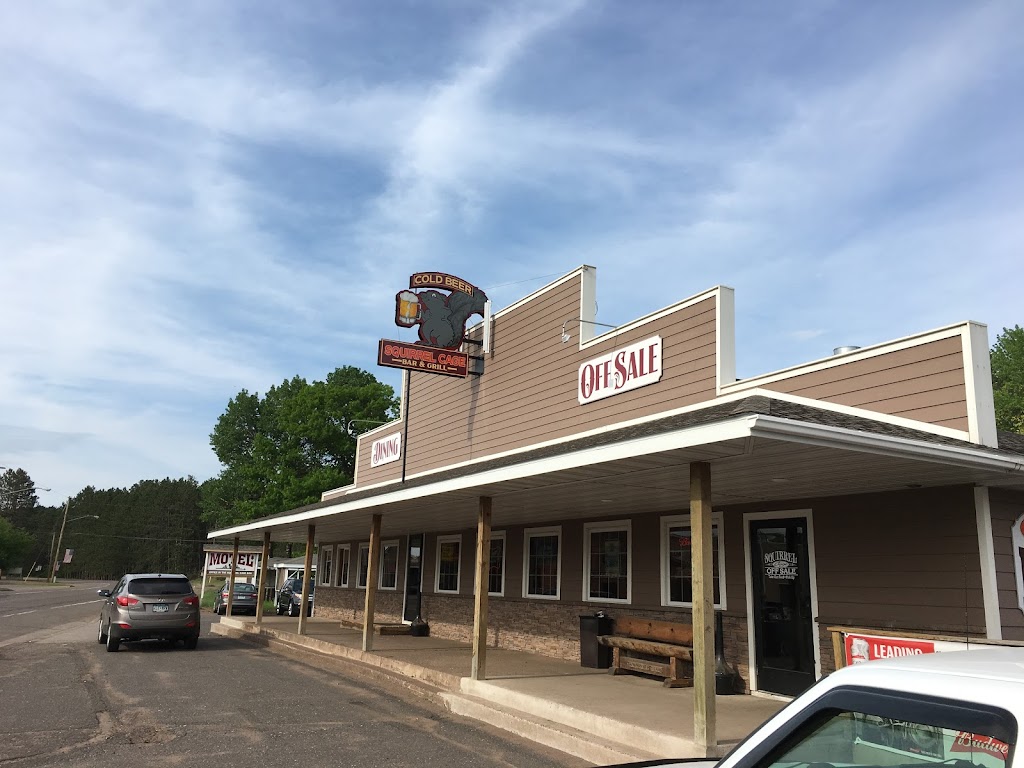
xmin=202 ymin=366 xmax=398 ymax=529
xmin=0 ymin=516 xmax=33 ymax=576
xmin=0 ymin=467 xmax=39 ymax=517
xmin=0 ymin=468 xmax=57 ymax=576
xmin=992 ymin=325 xmax=1024 ymax=434
xmin=53 ymin=478 xmax=206 ymax=580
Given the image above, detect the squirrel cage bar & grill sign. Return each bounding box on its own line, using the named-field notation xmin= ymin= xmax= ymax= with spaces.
xmin=378 ymin=272 xmax=488 ymax=379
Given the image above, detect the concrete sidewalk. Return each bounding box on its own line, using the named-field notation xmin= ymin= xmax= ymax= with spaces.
xmin=212 ymin=615 xmax=784 ymax=765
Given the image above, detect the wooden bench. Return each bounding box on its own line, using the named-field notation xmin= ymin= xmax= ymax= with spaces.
xmin=598 ymin=616 xmax=694 ymax=688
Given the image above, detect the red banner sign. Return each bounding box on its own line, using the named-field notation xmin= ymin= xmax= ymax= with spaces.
xmin=378 ymin=339 xmax=469 ymax=378
xmin=845 ymin=633 xmax=935 ymax=664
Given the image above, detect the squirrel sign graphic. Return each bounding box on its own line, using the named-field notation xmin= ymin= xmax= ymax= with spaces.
xmin=395 ymin=273 xmax=488 ymax=350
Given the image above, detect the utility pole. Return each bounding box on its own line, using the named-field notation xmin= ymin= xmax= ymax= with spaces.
xmin=50 ymin=499 xmax=70 ymax=584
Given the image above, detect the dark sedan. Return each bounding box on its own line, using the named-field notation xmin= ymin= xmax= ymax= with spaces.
xmin=213 ymin=582 xmax=260 ymax=616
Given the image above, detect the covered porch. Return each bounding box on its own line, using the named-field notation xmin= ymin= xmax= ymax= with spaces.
xmin=210 ymin=393 xmax=1024 ymax=755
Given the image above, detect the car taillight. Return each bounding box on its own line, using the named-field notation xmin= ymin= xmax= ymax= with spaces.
xmin=183 ymin=595 xmax=199 ymax=607
xmin=116 ymin=596 xmax=140 ymax=607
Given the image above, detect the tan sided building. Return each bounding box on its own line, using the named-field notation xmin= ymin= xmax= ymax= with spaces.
xmin=210 ymin=265 xmax=1024 ymax=709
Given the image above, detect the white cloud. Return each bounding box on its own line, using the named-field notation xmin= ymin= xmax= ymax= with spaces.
xmin=0 ymin=1 xmax=1021 ymax=500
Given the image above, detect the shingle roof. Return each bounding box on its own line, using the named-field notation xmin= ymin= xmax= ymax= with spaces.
xmin=245 ymin=395 xmax=1024 ymax=526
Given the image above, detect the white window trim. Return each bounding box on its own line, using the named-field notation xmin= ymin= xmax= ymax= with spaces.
xmin=660 ymin=512 xmax=727 ymax=610
xmin=435 ymin=534 xmax=462 ymax=594
xmin=487 ymin=531 xmax=506 ymax=597
xmin=319 ymin=546 xmax=334 ymax=587
xmin=583 ymin=520 xmax=632 ymax=604
xmin=336 ymin=544 xmax=350 ymax=588
xmin=378 ymin=539 xmax=400 ymax=591
xmin=523 ymin=526 xmax=562 ymax=600
xmin=357 ymin=543 xmax=369 ymax=590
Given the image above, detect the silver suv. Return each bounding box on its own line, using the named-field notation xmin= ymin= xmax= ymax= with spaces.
xmin=97 ymin=574 xmax=200 ymax=652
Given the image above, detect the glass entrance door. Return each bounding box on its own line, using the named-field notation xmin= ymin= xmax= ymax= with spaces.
xmin=749 ymin=518 xmax=816 ymax=696
xmin=402 ymin=534 xmax=423 ymax=623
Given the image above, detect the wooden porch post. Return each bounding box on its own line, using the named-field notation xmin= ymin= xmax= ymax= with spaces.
xmin=298 ymin=525 xmax=315 ymax=635
xmin=471 ymin=496 xmax=492 ymax=680
xmin=362 ymin=514 xmax=382 ymax=652
xmin=255 ymin=530 xmax=271 ymax=626
xmin=690 ymin=461 xmax=716 ymax=753
xmin=226 ymin=536 xmax=240 ymax=616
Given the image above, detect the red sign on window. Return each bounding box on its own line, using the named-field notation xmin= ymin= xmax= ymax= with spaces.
xmin=845 ymin=633 xmax=935 ymax=664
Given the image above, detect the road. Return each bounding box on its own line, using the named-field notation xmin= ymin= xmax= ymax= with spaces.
xmin=0 ymin=579 xmax=584 ymax=768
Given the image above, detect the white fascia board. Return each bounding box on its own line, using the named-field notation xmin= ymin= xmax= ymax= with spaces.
xmin=748 ymin=415 xmax=1024 ymax=473
xmin=962 ymin=322 xmax=998 ymax=447
xmin=487 ymin=265 xmax=592 ymax=322
xmin=717 ymin=286 xmax=736 ymax=393
xmin=207 ymin=418 xmax=756 ymax=539
xmin=748 ymin=388 xmax=970 ymax=442
xmin=578 ymin=285 xmax=726 ymax=352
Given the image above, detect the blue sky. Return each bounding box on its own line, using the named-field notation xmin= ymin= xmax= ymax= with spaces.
xmin=1 ymin=1 xmax=1022 ymax=505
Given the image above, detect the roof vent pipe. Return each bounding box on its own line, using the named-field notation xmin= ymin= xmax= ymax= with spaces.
xmin=833 ymin=345 xmax=861 ymax=355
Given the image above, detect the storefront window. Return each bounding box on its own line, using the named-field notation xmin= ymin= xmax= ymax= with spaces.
xmin=661 ymin=514 xmax=724 ymax=608
xmin=379 ymin=541 xmax=399 ymax=590
xmin=436 ymin=535 xmax=461 ymax=593
xmin=357 ymin=543 xmax=369 ymax=589
xmin=319 ymin=546 xmax=333 ymax=586
xmin=488 ymin=533 xmax=505 ymax=596
xmin=336 ymin=545 xmax=350 ymax=587
xmin=584 ymin=522 xmax=630 ymax=603
xmin=524 ymin=527 xmax=560 ymax=599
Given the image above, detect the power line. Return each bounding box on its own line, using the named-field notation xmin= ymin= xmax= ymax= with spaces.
xmin=61 ymin=531 xmax=210 ymax=543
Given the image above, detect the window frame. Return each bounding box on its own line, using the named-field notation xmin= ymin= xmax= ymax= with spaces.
xmin=523 ymin=526 xmax=562 ymax=600
xmin=660 ymin=512 xmax=727 ymax=609
xmin=378 ymin=539 xmax=400 ymax=591
xmin=435 ymin=534 xmax=462 ymax=594
xmin=487 ymin=531 xmax=506 ymax=597
xmin=357 ymin=543 xmax=370 ymax=590
xmin=335 ymin=544 xmax=350 ymax=588
xmin=318 ymin=545 xmax=334 ymax=587
xmin=582 ymin=520 xmax=631 ymax=604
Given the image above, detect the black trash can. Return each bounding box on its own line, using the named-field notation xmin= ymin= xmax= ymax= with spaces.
xmin=579 ymin=612 xmax=613 ymax=668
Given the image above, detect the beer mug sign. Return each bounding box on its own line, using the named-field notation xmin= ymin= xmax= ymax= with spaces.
xmin=395 ymin=290 xmax=423 ymax=327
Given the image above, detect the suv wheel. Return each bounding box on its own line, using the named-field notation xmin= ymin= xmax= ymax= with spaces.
xmin=105 ymin=627 xmax=120 ymax=653
xmin=183 ymin=635 xmax=198 ymax=650
xmin=97 ymin=618 xmax=107 ymax=644
xmin=288 ymin=602 xmax=298 ymax=617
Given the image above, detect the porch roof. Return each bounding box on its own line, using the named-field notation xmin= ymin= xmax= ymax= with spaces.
xmin=209 ymin=393 xmax=1024 ymax=544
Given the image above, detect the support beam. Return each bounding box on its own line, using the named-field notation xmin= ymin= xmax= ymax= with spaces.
xmin=471 ymin=496 xmax=492 ymax=680
xmin=690 ymin=461 xmax=716 ymax=753
xmin=298 ymin=525 xmax=315 ymax=635
xmin=226 ymin=536 xmax=240 ymax=617
xmin=362 ymin=514 xmax=382 ymax=652
xmin=255 ymin=530 xmax=271 ymax=626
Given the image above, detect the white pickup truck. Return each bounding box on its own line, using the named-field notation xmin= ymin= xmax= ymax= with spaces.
xmin=624 ymin=647 xmax=1024 ymax=768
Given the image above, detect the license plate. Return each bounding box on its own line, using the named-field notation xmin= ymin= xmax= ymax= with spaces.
xmin=152 ymin=604 xmax=169 ymax=613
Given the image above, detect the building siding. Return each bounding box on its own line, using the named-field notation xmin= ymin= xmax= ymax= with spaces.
xmin=353 ymin=274 xmax=721 ymax=487
xmin=761 ymin=336 xmax=969 ymax=432
xmin=313 ymin=485 xmax=989 ymax=690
